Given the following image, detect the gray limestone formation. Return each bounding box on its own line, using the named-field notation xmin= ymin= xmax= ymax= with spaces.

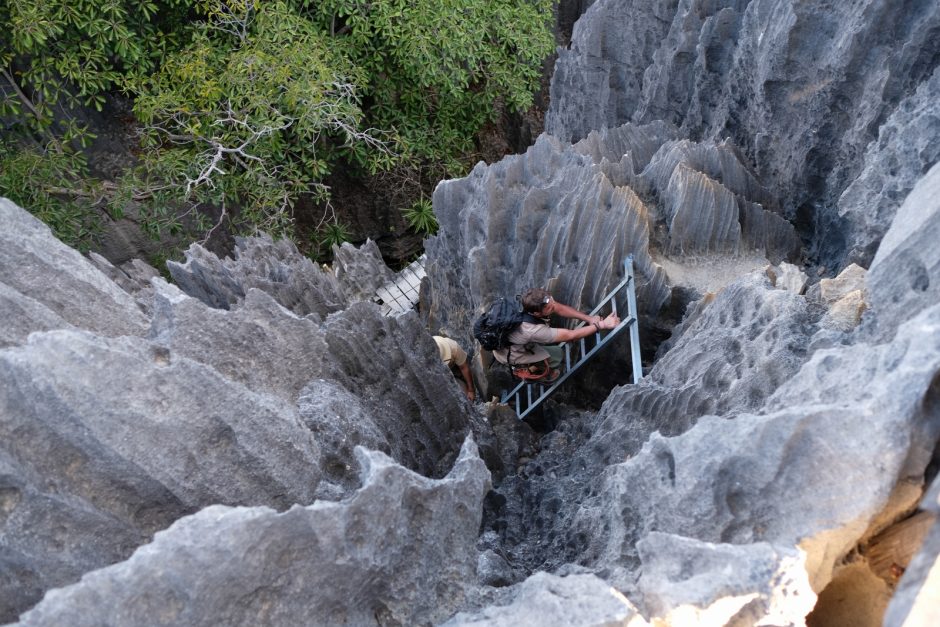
xmin=0 ymin=328 xmax=323 ymax=618
xmin=0 ymin=198 xmax=149 ymax=341
xmin=836 ymin=67 xmax=940 ymax=268
xmin=547 ymin=0 xmax=940 ymax=270
xmin=635 ymin=533 xmax=815 ymax=625
xmin=0 ymin=200 xmax=480 ymax=622
xmin=423 ymin=120 xmax=800 ymax=389
xmin=16 ymin=441 xmax=490 ymax=627
xmin=444 ymin=572 xmax=643 ymax=626
xmin=866 ymin=161 xmax=940 ymax=341
xmin=4 ymin=0 xmax=940 ymax=625
xmin=166 ymin=235 xmax=392 ymax=317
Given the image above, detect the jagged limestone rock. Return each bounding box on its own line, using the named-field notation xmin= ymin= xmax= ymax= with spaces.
xmin=0 ymin=330 xmax=324 ymax=508
xmin=320 ymin=302 xmax=483 ymax=479
xmin=661 ymin=164 xmax=745 ymax=255
xmin=476 ymin=546 xmax=516 ymax=588
xmin=478 ymin=271 xmax=823 ymax=582
xmin=425 ymin=133 xmax=669 ymax=345
xmin=547 ymin=0 xmax=940 ymax=269
xmin=0 ymin=200 xmax=484 ymax=622
xmin=546 ymin=0 xmax=678 ymax=143
xmin=0 ymin=328 xmax=322 ymax=619
xmin=837 ymin=66 xmax=940 ymax=268
xmin=867 ymin=161 xmax=940 ymax=340
xmin=0 ymin=198 xmax=148 ymax=340
xmin=639 ymin=137 xmax=800 ymax=265
xmin=636 ymin=533 xmax=815 ymax=625
xmin=330 ymin=239 xmax=396 ymax=303
xmin=0 ymin=450 xmax=157 ymax=623
xmin=148 ymin=280 xmax=331 ymax=403
xmin=642 ymin=273 xmax=817 ymax=415
xmin=424 ymin=121 xmax=802 ymax=382
xmin=15 ymin=441 xmax=491 ymax=627
xmin=571 ymin=120 xmax=679 ymax=188
xmin=297 ymin=379 xmax=390 ymax=493
xmin=444 ymin=572 xmax=644 ymax=627
xmin=579 ymin=301 xmax=938 ymax=602
xmin=85 ymin=252 xmax=161 ymax=314
xmin=166 ymin=234 xmax=346 ymax=316
xmin=803 ymin=263 xmax=869 ymax=332
xmin=155 ymin=245 xmax=480 ymax=481
xmin=808 ymin=262 xmax=867 ymax=305
xmin=640 ymin=139 xmax=779 ymax=213
xmin=0 ymin=282 xmax=73 ymax=349
xmin=824 ymin=289 xmax=867 ymax=332
xmin=424 ymin=129 xmax=671 ymax=398
xmin=5 ymin=0 xmax=940 ymax=622
xmin=165 ymin=235 xmax=391 ymax=317
xmin=766 ymin=261 xmax=808 ymax=294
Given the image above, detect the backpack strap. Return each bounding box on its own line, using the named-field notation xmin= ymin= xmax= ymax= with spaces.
xmin=522 ymin=312 xmax=546 ymax=325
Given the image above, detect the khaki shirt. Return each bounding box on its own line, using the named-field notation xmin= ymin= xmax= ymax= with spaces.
xmin=433 ymin=336 xmax=467 ymax=367
xmin=493 ymin=322 xmax=558 ymax=365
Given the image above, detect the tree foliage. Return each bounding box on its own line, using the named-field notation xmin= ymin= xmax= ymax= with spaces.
xmin=0 ymin=140 xmax=102 ymax=251
xmin=0 ymin=0 xmax=194 ymax=135
xmin=1 ymin=0 xmax=554 ymax=254
xmin=127 ymin=1 xmax=392 ymax=239
xmin=307 ymin=0 xmax=554 ymax=171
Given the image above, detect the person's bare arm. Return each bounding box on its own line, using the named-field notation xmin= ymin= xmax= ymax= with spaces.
xmin=552 ymin=301 xmax=602 ymax=325
xmin=458 ymin=361 xmax=475 ymax=401
xmin=552 ymin=312 xmax=620 ymax=342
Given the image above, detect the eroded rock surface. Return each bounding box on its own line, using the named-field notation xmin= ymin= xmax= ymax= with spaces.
xmin=0 ymin=201 xmax=481 ymax=622
xmin=16 ymin=441 xmax=490 ymax=627
xmin=547 ymin=0 xmax=940 ymax=270
xmin=0 ymin=198 xmax=148 ymax=342
xmin=4 ymin=0 xmax=940 ymax=625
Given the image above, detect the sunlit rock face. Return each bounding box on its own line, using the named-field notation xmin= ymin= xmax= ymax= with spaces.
xmin=16 ymin=442 xmax=490 ymax=627
xmin=0 ymin=201 xmax=484 ymax=622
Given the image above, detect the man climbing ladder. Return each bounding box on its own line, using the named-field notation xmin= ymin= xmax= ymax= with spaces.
xmin=475 ymin=256 xmax=643 ymax=419
xmin=491 ymin=288 xmax=620 ymax=382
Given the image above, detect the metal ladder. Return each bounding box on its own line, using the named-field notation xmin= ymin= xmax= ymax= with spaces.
xmin=501 ymin=256 xmax=643 ymax=419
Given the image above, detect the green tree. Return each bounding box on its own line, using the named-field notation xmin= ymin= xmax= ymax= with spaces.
xmin=1 ymin=0 xmax=554 ymax=254
xmin=1 ymin=0 xmax=194 ymax=138
xmin=0 ymin=0 xmax=196 ymax=247
xmin=127 ymin=0 xmax=393 ymax=241
xmin=307 ymin=0 xmax=554 ymax=172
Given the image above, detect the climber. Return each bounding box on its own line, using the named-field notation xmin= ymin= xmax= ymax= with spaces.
xmin=433 ymin=336 xmax=476 ymax=401
xmin=493 ymin=288 xmax=620 ymax=381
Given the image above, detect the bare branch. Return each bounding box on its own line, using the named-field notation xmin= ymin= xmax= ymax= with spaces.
xmin=1 ymin=68 xmax=44 ymax=122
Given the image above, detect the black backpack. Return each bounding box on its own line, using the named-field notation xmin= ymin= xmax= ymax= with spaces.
xmin=473 ymin=298 xmax=540 ymax=351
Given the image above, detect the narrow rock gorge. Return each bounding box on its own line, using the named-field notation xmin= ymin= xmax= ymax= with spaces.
xmin=3 ymin=0 xmax=940 ymax=625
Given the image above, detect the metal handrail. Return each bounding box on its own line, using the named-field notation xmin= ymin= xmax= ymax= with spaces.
xmin=501 ymin=256 xmax=643 ymax=419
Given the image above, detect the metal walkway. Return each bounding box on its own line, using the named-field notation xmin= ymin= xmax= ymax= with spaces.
xmin=501 ymin=256 xmax=643 ymax=419
xmin=374 ymin=254 xmax=426 ymax=316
